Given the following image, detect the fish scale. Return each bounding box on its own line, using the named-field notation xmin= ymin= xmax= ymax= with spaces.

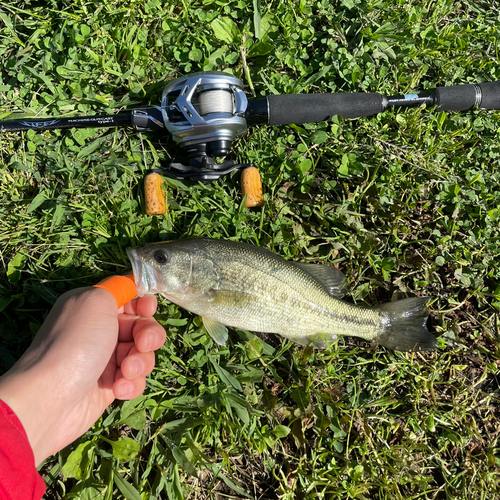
xmin=127 ymin=238 xmax=437 ymax=351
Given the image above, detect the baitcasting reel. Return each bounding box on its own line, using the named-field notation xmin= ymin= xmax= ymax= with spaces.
xmin=141 ymin=72 xmax=268 ymax=212
xmin=162 ymin=72 xmax=249 ymax=174
xmin=137 ymin=72 xmax=259 ymax=183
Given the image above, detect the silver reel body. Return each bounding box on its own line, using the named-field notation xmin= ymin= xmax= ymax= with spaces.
xmin=161 ymin=72 xmax=248 ymax=156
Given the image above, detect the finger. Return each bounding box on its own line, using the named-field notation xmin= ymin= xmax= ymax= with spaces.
xmin=113 ymin=370 xmax=147 ymax=400
xmin=117 ymin=315 xmax=140 ymax=342
xmin=117 ymin=298 xmax=160 ymax=342
xmin=116 ymin=341 xmax=135 ymax=367
xmin=99 ymin=355 xmax=119 ymax=390
xmin=94 ymin=275 xmax=137 ymax=309
xmin=132 ymin=318 xmax=167 ymax=353
xmin=136 ymin=294 xmax=158 ymax=318
xmin=118 ymin=314 xmax=166 ymax=344
xmin=122 ymin=294 xmax=158 ymax=317
xmin=121 ymin=349 xmax=156 ymax=380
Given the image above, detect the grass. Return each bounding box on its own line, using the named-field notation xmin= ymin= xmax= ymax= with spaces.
xmin=1 ymin=0 xmax=500 ymax=498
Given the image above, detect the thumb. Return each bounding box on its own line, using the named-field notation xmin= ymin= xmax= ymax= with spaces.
xmin=93 ymin=274 xmax=138 ymax=308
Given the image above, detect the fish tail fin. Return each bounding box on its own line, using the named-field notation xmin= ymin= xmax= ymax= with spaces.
xmin=375 ymin=297 xmax=436 ymax=351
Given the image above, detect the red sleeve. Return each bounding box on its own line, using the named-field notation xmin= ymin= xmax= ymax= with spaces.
xmin=0 ymin=400 xmax=46 ymax=500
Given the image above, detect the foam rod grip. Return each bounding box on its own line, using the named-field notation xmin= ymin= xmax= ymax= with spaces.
xmin=241 ymin=166 xmax=264 ymax=207
xmin=434 ymin=84 xmax=479 ymax=111
xmin=267 ymin=93 xmax=385 ymax=125
xmin=434 ymin=81 xmax=500 ymax=111
xmin=478 ymin=81 xmax=500 ymax=110
xmin=144 ymin=173 xmax=166 ymax=215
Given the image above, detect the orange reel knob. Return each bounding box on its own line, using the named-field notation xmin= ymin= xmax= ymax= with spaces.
xmin=241 ymin=167 xmax=264 ymax=208
xmin=144 ymin=173 xmax=166 ymax=215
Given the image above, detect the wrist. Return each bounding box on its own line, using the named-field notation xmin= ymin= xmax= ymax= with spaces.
xmin=0 ymin=366 xmax=55 ymax=465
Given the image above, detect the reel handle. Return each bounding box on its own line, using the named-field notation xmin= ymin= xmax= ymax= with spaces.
xmin=144 ymin=172 xmax=167 ymax=215
xmin=241 ymin=167 xmax=264 ymax=208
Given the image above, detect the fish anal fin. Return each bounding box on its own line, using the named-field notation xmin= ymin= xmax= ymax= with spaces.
xmin=280 ymin=331 xmax=335 ymax=350
xmin=202 ymin=317 xmax=228 ymax=346
xmin=294 ymin=262 xmax=347 ymax=297
xmin=309 ymin=333 xmax=333 ymax=350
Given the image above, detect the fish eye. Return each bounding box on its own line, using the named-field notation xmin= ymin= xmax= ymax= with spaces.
xmin=153 ymin=250 xmax=168 ymax=264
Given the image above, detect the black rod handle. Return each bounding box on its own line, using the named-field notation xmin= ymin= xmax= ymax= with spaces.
xmin=434 ymin=81 xmax=500 ymax=111
xmin=478 ymin=81 xmax=500 ymax=109
xmin=266 ymin=93 xmax=386 ymax=125
xmin=247 ymin=80 xmax=500 ymax=126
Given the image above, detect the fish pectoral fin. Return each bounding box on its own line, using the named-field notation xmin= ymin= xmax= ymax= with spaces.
xmin=202 ymin=317 xmax=229 ymax=346
xmin=294 ymin=262 xmax=347 ymax=297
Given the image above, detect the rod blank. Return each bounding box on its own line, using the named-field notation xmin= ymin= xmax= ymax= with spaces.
xmin=0 ymin=113 xmax=132 ymax=132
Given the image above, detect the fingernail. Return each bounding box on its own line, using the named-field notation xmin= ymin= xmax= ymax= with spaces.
xmin=147 ymin=331 xmax=158 ymax=351
xmin=130 ymin=358 xmax=144 ymax=377
xmin=117 ymin=382 xmax=134 ymax=399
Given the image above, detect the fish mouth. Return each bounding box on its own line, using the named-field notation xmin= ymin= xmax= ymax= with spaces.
xmin=126 ymin=247 xmax=158 ymax=296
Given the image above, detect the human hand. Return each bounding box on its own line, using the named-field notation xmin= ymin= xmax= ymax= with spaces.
xmin=0 ymin=286 xmax=166 ymax=466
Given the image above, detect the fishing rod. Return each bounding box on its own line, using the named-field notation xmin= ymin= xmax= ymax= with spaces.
xmin=1 ymin=72 xmax=499 ymax=213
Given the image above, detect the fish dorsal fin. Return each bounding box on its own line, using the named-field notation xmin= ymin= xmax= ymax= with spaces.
xmin=294 ymin=262 xmax=347 ymax=297
xmin=202 ymin=317 xmax=229 ymax=346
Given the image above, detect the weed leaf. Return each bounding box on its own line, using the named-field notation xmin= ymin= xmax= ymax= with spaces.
xmin=225 ymin=390 xmax=251 ymax=425
xmin=253 ymin=0 xmax=261 ymax=39
xmin=61 ymin=441 xmax=94 ymax=480
xmin=165 ymin=464 xmax=183 ymax=500
xmin=103 ymin=436 xmax=141 ymax=462
xmin=114 ymin=473 xmax=143 ymax=500
xmin=120 ymin=409 xmax=147 ymax=431
xmin=6 ymin=253 xmax=27 ymax=284
xmin=27 ymin=192 xmax=47 ymax=213
xmin=0 ymin=10 xmax=25 ymax=47
xmin=162 ymin=417 xmax=204 ymax=434
xmin=162 ymin=436 xmax=198 ymax=477
xmin=210 ymin=358 xmax=242 ymax=391
xmin=210 ymin=464 xmax=252 ymax=498
xmin=76 ymin=135 xmax=108 ymax=159
xmin=0 ymin=298 xmax=11 ymax=314
xmin=211 ymin=18 xmax=239 ymax=44
xmin=310 ymin=130 xmax=328 ymax=144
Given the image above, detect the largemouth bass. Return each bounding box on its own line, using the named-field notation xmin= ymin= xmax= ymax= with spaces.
xmin=126 ymin=238 xmax=436 ymax=351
